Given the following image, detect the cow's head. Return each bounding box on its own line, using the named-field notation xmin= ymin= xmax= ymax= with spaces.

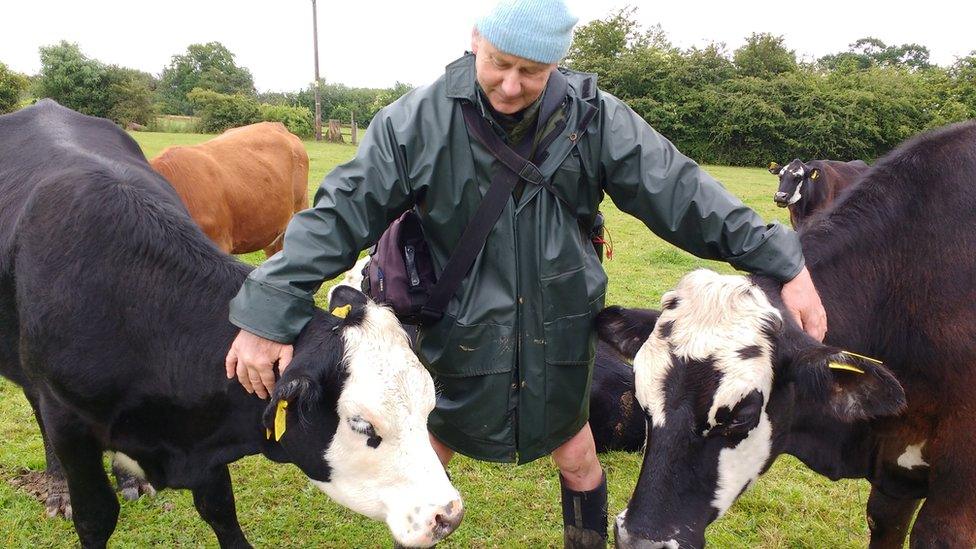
xmin=598 ymin=269 xmax=905 ymax=548
xmin=263 ymin=286 xmax=462 ymax=547
xmin=770 ymin=159 xmax=819 ymax=207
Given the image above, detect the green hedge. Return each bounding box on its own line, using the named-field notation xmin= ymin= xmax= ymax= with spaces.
xmin=259 ymin=104 xmax=313 ymax=137
xmin=187 ymin=88 xmax=260 ymax=133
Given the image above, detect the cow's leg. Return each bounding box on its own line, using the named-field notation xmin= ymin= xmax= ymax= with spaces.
xmin=41 ymin=399 xmax=119 ymax=548
xmin=909 ymin=427 xmax=976 ymax=548
xmin=262 ymin=232 xmax=284 ymax=257
xmin=22 ymin=386 xmax=72 ymax=518
xmin=110 ymin=454 xmax=156 ymax=501
xmin=192 ymin=465 xmax=251 ymax=549
xmin=867 ymin=487 xmax=920 ymax=549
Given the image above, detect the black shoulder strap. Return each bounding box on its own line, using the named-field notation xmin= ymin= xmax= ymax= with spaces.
xmin=420 ymin=71 xmax=577 ymax=324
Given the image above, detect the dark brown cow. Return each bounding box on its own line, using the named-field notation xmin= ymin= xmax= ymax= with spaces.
xmin=150 ymin=122 xmax=309 ymax=256
xmin=768 ymin=158 xmax=869 ymax=228
xmin=602 ymin=121 xmax=976 ymax=547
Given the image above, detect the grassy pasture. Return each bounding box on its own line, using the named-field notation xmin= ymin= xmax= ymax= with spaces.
xmin=0 ymin=132 xmax=878 ymax=547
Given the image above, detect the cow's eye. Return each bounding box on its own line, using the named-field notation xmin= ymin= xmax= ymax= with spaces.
xmin=347 ymin=415 xmax=383 ymax=448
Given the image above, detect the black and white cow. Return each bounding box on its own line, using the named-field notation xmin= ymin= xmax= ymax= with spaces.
xmin=769 ymin=158 xmax=869 ymax=229
xmin=602 ymin=120 xmax=976 ymax=547
xmin=0 ymin=100 xmax=462 ymax=548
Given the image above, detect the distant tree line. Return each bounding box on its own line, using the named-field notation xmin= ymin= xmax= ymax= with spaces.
xmin=3 ymin=12 xmax=974 ymax=158
xmin=0 ymin=41 xmax=413 ymax=137
xmin=566 ymin=8 xmax=976 ymax=166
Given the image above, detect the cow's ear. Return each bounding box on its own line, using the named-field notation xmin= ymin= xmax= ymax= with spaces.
xmin=328 ymin=284 xmax=368 ymax=326
xmin=595 ymin=306 xmax=660 ymax=360
xmin=768 ymin=161 xmax=782 ymax=174
xmin=808 ymin=168 xmax=821 ymax=181
xmin=263 ymin=376 xmax=319 ymax=440
xmin=789 ymin=344 xmax=906 ymax=421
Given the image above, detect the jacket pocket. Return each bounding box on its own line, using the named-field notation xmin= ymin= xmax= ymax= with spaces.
xmin=543 ymin=312 xmax=596 ymax=434
xmin=548 ymin=148 xmax=584 ymax=212
xmin=418 ymin=320 xmax=516 ymax=446
xmin=540 ymin=266 xmax=590 ymax=321
xmin=418 ymin=320 xmax=515 ymax=377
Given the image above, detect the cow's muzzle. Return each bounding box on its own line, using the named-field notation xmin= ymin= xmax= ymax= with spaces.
xmin=773 ymin=192 xmax=789 ymax=206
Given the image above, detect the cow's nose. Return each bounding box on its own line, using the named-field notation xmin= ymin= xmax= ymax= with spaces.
xmin=432 ymin=499 xmax=464 ymax=540
xmin=773 ymin=191 xmax=789 ymax=205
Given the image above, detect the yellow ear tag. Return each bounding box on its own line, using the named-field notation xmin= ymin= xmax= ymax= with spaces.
xmin=331 ymin=304 xmax=352 ymax=319
xmin=769 ymin=162 xmax=778 ymax=170
xmin=841 ymin=350 xmax=883 ymax=364
xmin=828 ymin=362 xmax=865 ymax=375
xmin=274 ymin=400 xmax=288 ymax=441
xmin=810 ymin=170 xmax=820 ymax=180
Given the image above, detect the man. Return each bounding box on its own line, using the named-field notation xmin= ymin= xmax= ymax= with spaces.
xmin=225 ymin=0 xmax=827 ymax=546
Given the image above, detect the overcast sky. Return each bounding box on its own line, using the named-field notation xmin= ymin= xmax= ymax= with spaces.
xmin=2 ymin=1 xmax=973 ymax=92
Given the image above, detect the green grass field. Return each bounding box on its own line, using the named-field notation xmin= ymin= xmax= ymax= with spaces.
xmin=0 ymin=132 xmax=876 ymax=548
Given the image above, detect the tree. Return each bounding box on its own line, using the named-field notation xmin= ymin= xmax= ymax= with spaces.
xmin=32 ymin=41 xmax=154 ymax=125
xmin=105 ymin=66 xmax=156 ymax=126
xmin=819 ymin=37 xmax=931 ymax=71
xmin=733 ymin=33 xmax=797 ymax=78
xmin=34 ymin=41 xmax=115 ymax=117
xmin=158 ymin=42 xmax=256 ymax=115
xmin=0 ymin=62 xmax=29 ymax=113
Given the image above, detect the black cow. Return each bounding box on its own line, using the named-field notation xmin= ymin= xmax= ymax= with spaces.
xmin=768 ymin=158 xmax=869 ymax=228
xmin=603 ymin=121 xmax=976 ymax=548
xmin=0 ymin=100 xmax=462 ymax=548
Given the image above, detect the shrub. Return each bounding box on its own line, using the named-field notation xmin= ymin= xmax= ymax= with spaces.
xmin=259 ymin=104 xmax=313 ymax=137
xmin=187 ymin=88 xmax=260 ymax=133
xmin=0 ymin=62 xmax=29 ymax=114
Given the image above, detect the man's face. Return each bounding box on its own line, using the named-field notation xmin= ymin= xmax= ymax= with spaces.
xmin=472 ymin=32 xmax=556 ymax=115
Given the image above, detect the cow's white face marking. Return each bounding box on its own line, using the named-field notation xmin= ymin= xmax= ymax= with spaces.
xmin=787 ymin=179 xmax=804 ymax=205
xmin=632 ymin=269 xmax=780 ymax=516
xmin=311 ymin=303 xmax=461 ymax=547
xmin=897 ymin=441 xmax=929 ymax=470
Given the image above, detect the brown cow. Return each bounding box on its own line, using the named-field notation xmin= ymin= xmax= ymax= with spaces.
xmin=768 ymin=158 xmax=869 ymax=229
xmin=150 ymin=122 xmax=309 ymax=256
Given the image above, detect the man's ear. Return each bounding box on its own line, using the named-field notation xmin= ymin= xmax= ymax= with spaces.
xmin=471 ymin=27 xmax=481 ymax=53
xmin=768 ymin=161 xmax=782 ymax=174
xmin=789 ymin=344 xmax=906 ymax=421
xmin=808 ymin=168 xmax=821 ymax=181
xmin=595 ymin=306 xmax=660 ymax=360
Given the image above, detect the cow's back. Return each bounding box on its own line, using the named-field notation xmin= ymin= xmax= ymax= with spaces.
xmin=150 ymin=121 xmax=309 ymax=254
xmin=0 ymin=100 xmax=245 ymax=416
xmin=811 ymin=159 xmax=870 ymax=195
xmin=805 ymin=121 xmax=976 ymax=390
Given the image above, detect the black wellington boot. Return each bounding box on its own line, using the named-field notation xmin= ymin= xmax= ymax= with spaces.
xmin=560 ymin=471 xmax=608 ymax=548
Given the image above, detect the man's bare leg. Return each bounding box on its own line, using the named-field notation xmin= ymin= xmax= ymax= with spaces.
xmin=429 ymin=432 xmax=454 ymax=467
xmin=552 ymin=424 xmax=607 ymax=548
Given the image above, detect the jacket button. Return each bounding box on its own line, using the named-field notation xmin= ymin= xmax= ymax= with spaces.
xmin=511 ymin=382 xmax=518 ymax=390
xmin=518 ymin=296 xmax=524 ymax=304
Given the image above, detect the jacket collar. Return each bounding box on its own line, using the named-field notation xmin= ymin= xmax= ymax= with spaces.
xmin=445 ymin=52 xmax=479 ymax=102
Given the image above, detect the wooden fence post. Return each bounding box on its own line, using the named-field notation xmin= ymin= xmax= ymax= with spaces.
xmin=351 ymin=112 xmax=357 ymax=145
xmin=326 ymin=119 xmax=344 ymax=143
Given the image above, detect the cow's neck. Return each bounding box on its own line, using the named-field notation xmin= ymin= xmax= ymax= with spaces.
xmin=798 ymin=179 xmax=908 ymax=357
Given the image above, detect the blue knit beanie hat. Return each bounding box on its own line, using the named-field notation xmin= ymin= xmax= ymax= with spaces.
xmin=475 ymin=0 xmax=579 ymax=64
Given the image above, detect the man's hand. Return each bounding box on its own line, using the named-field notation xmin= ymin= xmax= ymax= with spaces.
xmin=781 ymin=266 xmax=827 ymax=342
xmin=225 ymin=330 xmax=294 ymax=399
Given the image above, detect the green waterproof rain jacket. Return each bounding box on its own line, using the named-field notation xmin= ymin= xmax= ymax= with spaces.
xmin=228 ymin=53 xmax=804 ymax=463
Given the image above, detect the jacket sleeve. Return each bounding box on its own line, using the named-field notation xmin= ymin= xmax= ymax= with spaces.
xmin=598 ymin=94 xmax=804 ymax=282
xmin=228 ymin=110 xmax=415 ymax=342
